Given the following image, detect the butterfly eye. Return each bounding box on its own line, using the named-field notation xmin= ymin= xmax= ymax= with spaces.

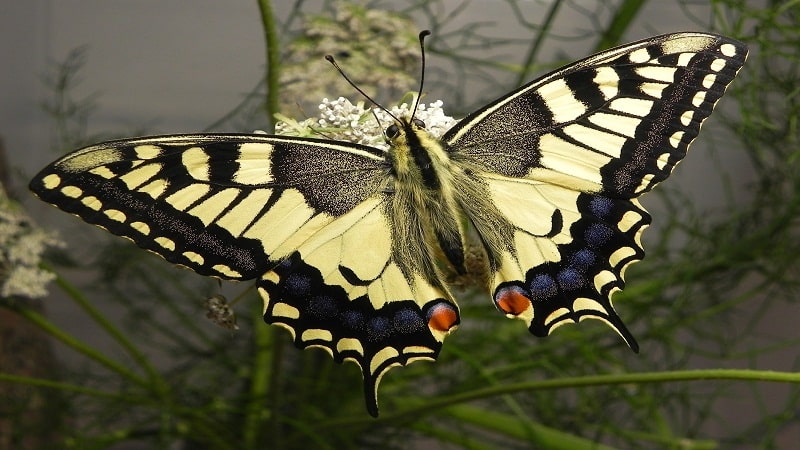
xmin=386 ymin=124 xmax=400 ymax=138
xmin=412 ymin=118 xmax=426 ymax=128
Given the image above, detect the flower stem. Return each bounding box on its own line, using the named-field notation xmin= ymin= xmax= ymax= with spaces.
xmin=257 ymin=0 xmax=280 ymax=131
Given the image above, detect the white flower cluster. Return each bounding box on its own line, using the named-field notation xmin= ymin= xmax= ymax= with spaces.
xmin=275 ymin=96 xmax=458 ymax=150
xmin=1 ymin=188 xmax=63 ymax=299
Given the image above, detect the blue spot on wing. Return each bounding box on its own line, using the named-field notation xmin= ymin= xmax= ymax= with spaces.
xmin=506 ymin=194 xmax=648 ymax=351
xmin=530 ymin=273 xmax=558 ymax=301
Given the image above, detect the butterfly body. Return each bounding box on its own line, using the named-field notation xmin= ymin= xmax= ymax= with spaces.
xmin=30 ymin=32 xmax=747 ymax=416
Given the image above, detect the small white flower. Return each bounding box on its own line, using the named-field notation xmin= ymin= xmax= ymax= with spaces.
xmin=275 ymin=96 xmax=457 ymax=150
xmin=1 ymin=186 xmax=63 ymax=299
xmin=1 ymin=266 xmax=57 ymax=299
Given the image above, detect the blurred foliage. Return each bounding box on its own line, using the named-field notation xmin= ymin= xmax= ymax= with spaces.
xmin=2 ymin=0 xmax=799 ymax=449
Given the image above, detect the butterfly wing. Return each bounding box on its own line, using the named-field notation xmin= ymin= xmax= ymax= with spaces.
xmin=30 ymin=133 xmax=460 ymax=416
xmin=258 ymin=193 xmax=459 ymax=416
xmin=445 ymin=33 xmax=747 ymax=347
xmin=30 ymin=134 xmax=385 ymax=279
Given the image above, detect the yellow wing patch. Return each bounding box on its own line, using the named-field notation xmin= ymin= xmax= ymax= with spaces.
xmin=257 ymin=197 xmax=460 ymax=417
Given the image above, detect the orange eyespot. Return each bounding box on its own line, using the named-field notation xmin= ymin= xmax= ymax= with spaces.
xmin=426 ymin=302 xmax=459 ymax=332
xmin=495 ymin=286 xmax=531 ymax=316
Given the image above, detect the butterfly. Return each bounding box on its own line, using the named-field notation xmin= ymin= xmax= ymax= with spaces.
xmin=30 ymin=32 xmax=747 ymax=416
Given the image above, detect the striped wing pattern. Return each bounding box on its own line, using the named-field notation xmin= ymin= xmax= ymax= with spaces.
xmin=447 ymin=33 xmax=747 ymax=349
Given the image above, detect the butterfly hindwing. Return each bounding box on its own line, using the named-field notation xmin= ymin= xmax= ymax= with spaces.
xmin=473 ymin=173 xmax=647 ymax=350
xmin=447 ymin=33 xmax=746 ymax=346
xmin=258 ymin=195 xmax=459 ymax=416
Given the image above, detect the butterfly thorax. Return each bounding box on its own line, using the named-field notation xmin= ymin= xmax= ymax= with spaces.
xmin=386 ymin=118 xmax=468 ymax=277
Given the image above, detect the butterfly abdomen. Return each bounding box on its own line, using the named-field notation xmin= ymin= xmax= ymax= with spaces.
xmin=387 ymin=119 xmax=467 ymax=276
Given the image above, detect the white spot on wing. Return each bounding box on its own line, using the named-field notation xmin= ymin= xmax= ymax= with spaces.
xmin=131 ymin=221 xmax=151 ymax=235
xmin=702 ymin=74 xmax=717 ymax=89
xmin=337 ymin=338 xmax=364 ymax=355
xmin=42 ymin=174 xmax=61 ymax=189
xmin=680 ymin=110 xmax=694 ymax=126
xmin=635 ymin=66 xmax=677 ymax=83
xmin=573 ymin=297 xmax=605 ymax=313
xmin=273 ymin=302 xmax=300 ymax=319
xmin=609 ymin=98 xmax=654 ymax=116
xmin=182 ymin=147 xmax=210 ymax=181
xmin=668 ymin=130 xmax=684 ymax=148
xmin=61 ymin=185 xmax=82 ymax=198
xmin=609 ymin=246 xmax=637 ymax=266
xmin=720 ymin=43 xmax=737 ymax=57
xmin=677 ymin=53 xmax=694 ymax=67
xmin=710 ymin=58 xmax=727 ymax=72
xmin=89 ymin=166 xmax=116 ymax=179
xmin=617 ymin=210 xmax=644 ymax=233
xmin=302 ymin=329 xmax=333 ymax=342
xmin=370 ymin=347 xmax=400 ymax=374
xmin=537 ymin=78 xmax=587 ymax=123
xmin=692 ymin=91 xmax=707 ymax=107
xmin=593 ymin=67 xmax=619 ymax=99
xmin=104 ymin=209 xmax=126 ymax=223
xmin=233 ymin=143 xmax=274 ymax=185
xmin=639 ymin=82 xmax=668 ymax=98
xmin=134 ymin=144 xmax=163 ymax=160
xmin=155 ymin=236 xmax=176 ymax=251
xmin=82 ymin=196 xmax=102 ymax=211
xmin=182 ymin=251 xmax=204 ymax=265
xmin=628 ymin=47 xmax=652 ymax=63
xmin=213 ymin=264 xmax=242 ymax=278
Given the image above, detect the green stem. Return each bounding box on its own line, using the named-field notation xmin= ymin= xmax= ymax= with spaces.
xmin=317 ymin=368 xmax=800 ymax=427
xmin=257 ymin=0 xmax=281 ymax=131
xmin=8 ymin=299 xmax=148 ymax=388
xmin=53 ymin=273 xmax=166 ymax=389
xmin=514 ymin=0 xmax=562 ymax=86
xmin=0 ymin=372 xmax=128 ymax=399
xmin=593 ymin=0 xmax=647 ymax=52
xmin=242 ymin=299 xmax=275 ymax=449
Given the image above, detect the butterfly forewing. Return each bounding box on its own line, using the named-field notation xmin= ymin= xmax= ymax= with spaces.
xmin=447 ymin=33 xmax=747 ymax=349
xmin=31 ymin=135 xmax=386 ymax=278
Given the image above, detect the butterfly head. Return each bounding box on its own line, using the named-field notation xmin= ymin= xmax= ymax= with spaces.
xmin=385 ymin=117 xmax=427 ymax=145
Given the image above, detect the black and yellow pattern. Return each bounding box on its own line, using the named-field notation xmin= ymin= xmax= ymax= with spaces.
xmin=30 ymin=32 xmax=747 ymax=416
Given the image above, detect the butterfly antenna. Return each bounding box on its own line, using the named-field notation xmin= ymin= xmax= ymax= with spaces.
xmin=325 ymin=55 xmax=400 ymax=123
xmin=411 ymin=30 xmax=431 ymax=120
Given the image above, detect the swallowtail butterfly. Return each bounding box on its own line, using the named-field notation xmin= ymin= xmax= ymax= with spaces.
xmin=30 ymin=32 xmax=747 ymax=416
